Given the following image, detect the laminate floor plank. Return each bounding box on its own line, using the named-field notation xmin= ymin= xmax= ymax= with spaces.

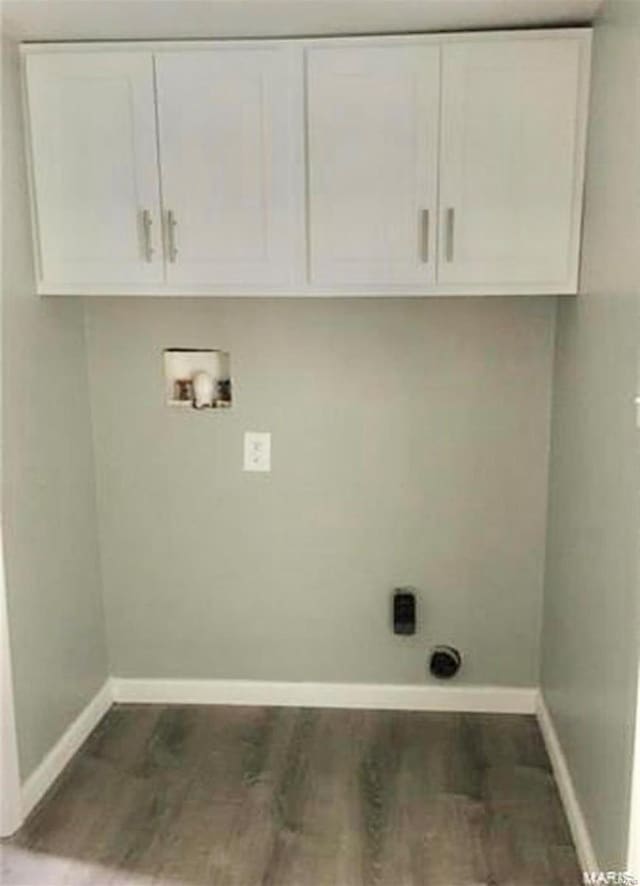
xmin=2 ymin=705 xmax=582 ymax=886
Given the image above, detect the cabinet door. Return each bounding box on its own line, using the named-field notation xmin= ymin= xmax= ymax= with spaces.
xmin=438 ymin=37 xmax=589 ymax=289
xmin=307 ymin=45 xmax=440 ymax=287
xmin=155 ymin=48 xmax=297 ymax=287
xmin=25 ymin=53 xmax=163 ymax=288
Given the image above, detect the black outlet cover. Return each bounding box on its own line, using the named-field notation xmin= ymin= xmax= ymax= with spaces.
xmin=393 ymin=590 xmax=416 ymax=635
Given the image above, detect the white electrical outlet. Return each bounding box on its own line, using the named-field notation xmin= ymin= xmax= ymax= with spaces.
xmin=243 ymin=432 xmax=271 ymax=472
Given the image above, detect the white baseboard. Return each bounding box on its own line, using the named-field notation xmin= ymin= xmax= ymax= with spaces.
xmin=627 ymin=675 xmax=640 ymax=876
xmin=535 ymin=693 xmax=598 ymax=874
xmin=21 ymin=679 xmax=113 ymax=821
xmin=111 ymin=677 xmax=537 ymax=714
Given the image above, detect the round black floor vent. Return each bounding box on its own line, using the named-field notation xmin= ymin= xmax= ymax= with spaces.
xmin=429 ymin=645 xmax=462 ymax=679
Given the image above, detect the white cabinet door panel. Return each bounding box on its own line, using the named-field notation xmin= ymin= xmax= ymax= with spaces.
xmin=155 ymin=49 xmax=297 ymax=286
xmin=307 ymin=46 xmax=440 ymax=287
xmin=438 ymin=38 xmax=588 ymax=288
xmin=25 ymin=53 xmax=163 ymax=287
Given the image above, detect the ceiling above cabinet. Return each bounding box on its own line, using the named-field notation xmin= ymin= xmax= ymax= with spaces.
xmin=21 ymin=29 xmax=592 ymax=297
xmin=3 ymin=0 xmax=603 ymax=41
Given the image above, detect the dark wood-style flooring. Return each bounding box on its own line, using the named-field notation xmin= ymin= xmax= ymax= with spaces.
xmin=1 ymin=705 xmax=581 ymax=886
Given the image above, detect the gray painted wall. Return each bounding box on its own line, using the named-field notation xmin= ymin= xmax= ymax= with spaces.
xmin=85 ymin=296 xmax=555 ymax=686
xmin=540 ymin=0 xmax=640 ymax=870
xmin=1 ymin=38 xmax=109 ymax=780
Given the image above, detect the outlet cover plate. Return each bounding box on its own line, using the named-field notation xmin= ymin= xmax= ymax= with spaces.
xmin=244 ymin=431 xmax=271 ymax=472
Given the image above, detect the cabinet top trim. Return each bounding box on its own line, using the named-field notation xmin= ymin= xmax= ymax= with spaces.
xmin=20 ymin=27 xmax=592 ymax=54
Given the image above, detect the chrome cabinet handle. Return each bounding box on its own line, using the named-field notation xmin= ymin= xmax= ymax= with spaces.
xmin=167 ymin=209 xmax=178 ymax=263
xmin=420 ymin=209 xmax=430 ymax=263
xmin=141 ymin=209 xmax=154 ymax=262
xmin=445 ymin=208 xmax=455 ymax=262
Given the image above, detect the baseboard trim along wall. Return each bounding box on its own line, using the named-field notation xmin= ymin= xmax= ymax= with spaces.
xmin=535 ymin=694 xmax=599 ymax=874
xmin=21 ymin=680 xmax=112 ymax=822
xmin=110 ymin=678 xmax=538 ymax=713
xmin=18 ymin=675 xmax=598 ymax=876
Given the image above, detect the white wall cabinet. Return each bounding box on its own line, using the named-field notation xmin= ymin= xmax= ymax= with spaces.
xmin=438 ymin=39 xmax=587 ymax=289
xmin=22 ymin=29 xmax=591 ymax=297
xmin=307 ymin=46 xmax=440 ymax=286
xmin=155 ymin=49 xmax=297 ymax=286
xmin=24 ymin=52 xmax=164 ymax=286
